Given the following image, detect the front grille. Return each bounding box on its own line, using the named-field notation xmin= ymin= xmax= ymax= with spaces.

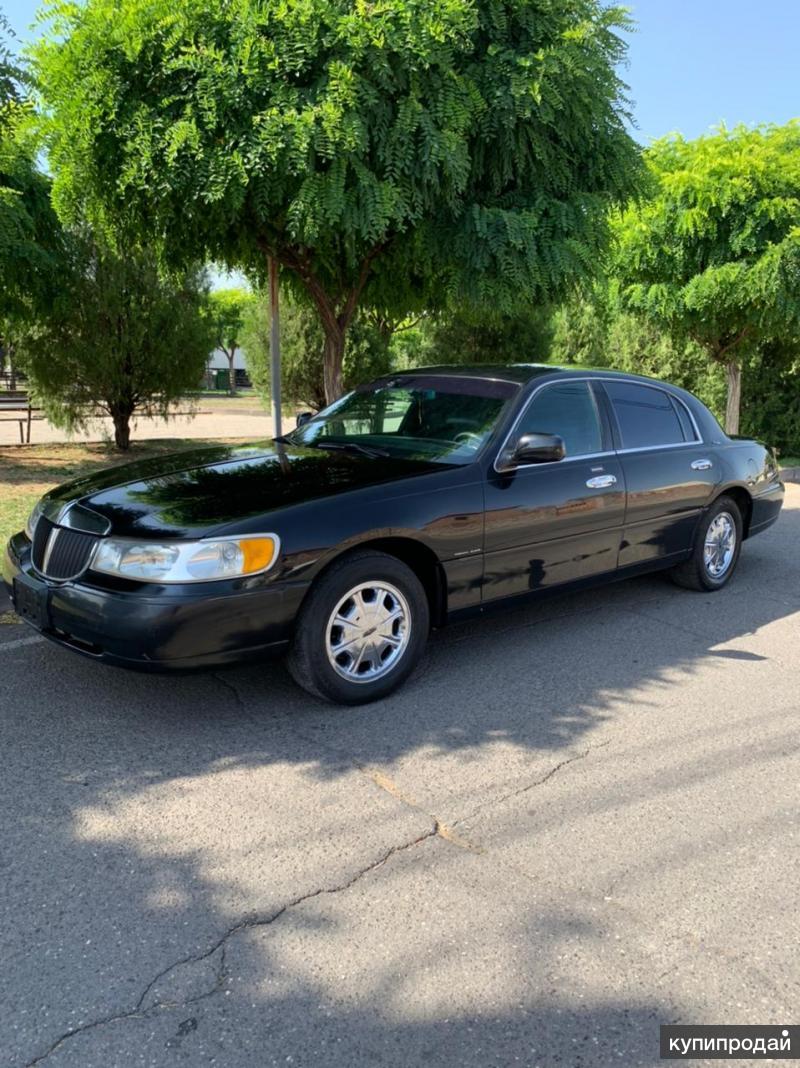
xmin=31 ymin=515 xmax=52 ymax=570
xmin=32 ymin=517 xmax=99 ymax=581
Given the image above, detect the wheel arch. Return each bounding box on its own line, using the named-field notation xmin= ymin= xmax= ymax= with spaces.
xmin=305 ymin=536 xmax=448 ymax=628
xmin=716 ymin=485 xmax=754 ymax=539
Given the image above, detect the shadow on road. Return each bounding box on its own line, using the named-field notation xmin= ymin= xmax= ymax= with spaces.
xmin=1 ymin=499 xmax=797 ymax=1066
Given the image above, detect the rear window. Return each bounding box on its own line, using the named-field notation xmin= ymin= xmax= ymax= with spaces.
xmin=604 ymin=381 xmax=687 ymax=449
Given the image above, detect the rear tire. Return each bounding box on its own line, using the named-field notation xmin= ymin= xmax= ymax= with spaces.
xmin=669 ymin=495 xmax=743 ymax=591
xmin=286 ymin=550 xmax=430 ymax=704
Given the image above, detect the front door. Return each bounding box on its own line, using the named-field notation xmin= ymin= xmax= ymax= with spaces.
xmin=482 ymin=380 xmax=626 ymax=603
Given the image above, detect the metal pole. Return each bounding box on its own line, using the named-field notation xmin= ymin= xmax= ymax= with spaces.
xmin=269 ymin=256 xmax=282 ymax=439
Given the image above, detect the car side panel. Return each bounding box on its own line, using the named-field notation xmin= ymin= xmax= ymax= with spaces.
xmin=615 ymin=446 xmax=721 ymax=567
xmin=269 ymin=468 xmax=487 ymax=612
xmin=481 ymin=457 xmax=626 ymax=602
xmin=711 ymin=440 xmax=784 ymax=537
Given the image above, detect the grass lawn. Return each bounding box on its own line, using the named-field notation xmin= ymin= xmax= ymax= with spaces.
xmin=0 ymin=438 xmax=252 ymax=548
xmin=780 ymin=455 xmax=800 ymax=468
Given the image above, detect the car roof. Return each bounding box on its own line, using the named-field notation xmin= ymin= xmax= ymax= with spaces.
xmin=387 ymin=363 xmax=678 ymax=389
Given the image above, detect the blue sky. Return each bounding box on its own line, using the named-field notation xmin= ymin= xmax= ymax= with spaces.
xmin=3 ymin=0 xmax=798 ymax=144
xmin=623 ymin=0 xmax=799 ymax=141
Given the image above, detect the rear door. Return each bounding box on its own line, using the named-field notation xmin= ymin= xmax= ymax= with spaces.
xmin=482 ymin=380 xmax=626 ymax=602
xmin=598 ymin=379 xmax=721 ymax=568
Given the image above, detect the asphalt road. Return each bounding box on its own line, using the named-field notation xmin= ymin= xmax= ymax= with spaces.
xmin=2 ymin=487 xmax=798 ymax=1068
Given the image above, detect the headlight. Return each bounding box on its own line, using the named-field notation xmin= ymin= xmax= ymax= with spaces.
xmin=25 ymin=501 xmax=45 ymax=540
xmin=91 ymin=534 xmax=280 ymax=582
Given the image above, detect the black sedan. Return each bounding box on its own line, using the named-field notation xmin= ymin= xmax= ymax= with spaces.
xmin=4 ymin=365 xmax=784 ymax=703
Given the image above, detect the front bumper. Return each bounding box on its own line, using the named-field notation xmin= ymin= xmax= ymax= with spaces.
xmin=3 ymin=532 xmax=310 ymax=672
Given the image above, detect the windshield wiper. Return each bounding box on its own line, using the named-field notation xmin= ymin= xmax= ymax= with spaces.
xmin=312 ymin=441 xmax=392 ymax=459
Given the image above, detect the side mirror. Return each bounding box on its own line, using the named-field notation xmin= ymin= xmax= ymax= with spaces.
xmin=510 ymin=432 xmax=565 ymax=465
xmin=296 ymin=411 xmax=313 ymax=428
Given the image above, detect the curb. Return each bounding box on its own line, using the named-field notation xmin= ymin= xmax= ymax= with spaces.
xmin=779 ymin=466 xmax=800 ymax=484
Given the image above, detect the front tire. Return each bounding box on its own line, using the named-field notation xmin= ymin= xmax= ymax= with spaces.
xmin=669 ymin=495 xmax=743 ymax=591
xmin=286 ymin=550 xmax=430 ymax=704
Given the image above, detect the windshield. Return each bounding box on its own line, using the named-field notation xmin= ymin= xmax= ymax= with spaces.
xmin=286 ymin=375 xmax=518 ymax=466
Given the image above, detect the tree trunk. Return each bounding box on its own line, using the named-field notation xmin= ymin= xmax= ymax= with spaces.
xmin=725 ymin=360 xmax=742 ymax=436
xmin=227 ymin=349 xmax=237 ymax=395
xmin=111 ymin=410 xmax=132 ymax=450
xmin=322 ymin=325 xmax=346 ymax=405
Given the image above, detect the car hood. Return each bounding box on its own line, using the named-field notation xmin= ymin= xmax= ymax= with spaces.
xmin=40 ymin=441 xmax=441 ymax=538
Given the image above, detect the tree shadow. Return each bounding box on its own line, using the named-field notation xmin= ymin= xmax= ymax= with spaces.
xmin=0 ymin=501 xmax=796 ymax=1065
xmin=0 ymin=438 xmax=256 ymax=487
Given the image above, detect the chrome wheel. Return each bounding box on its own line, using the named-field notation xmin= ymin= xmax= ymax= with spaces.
xmin=704 ymin=511 xmax=736 ymax=578
xmin=326 ymin=581 xmax=411 ymax=683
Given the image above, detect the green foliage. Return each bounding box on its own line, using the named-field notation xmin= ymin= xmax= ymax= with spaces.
xmin=613 ymin=122 xmax=800 ymax=431
xmin=0 ymin=13 xmax=63 ymax=323
xmin=34 ymin=0 xmax=642 ymax=401
xmin=17 ymin=237 xmax=215 ymax=448
xmin=207 ymin=288 xmax=252 ymax=353
xmin=207 ymin=286 xmax=253 ymax=392
xmin=243 ymin=291 xmax=391 ymax=411
xmin=739 ymin=343 xmax=800 ymax=455
xmin=550 ymin=291 xmax=610 ymax=368
xmin=551 ymin=286 xmax=728 ymax=419
xmin=421 ymin=305 xmax=553 ymax=367
xmin=0 ymin=9 xmax=24 ymax=115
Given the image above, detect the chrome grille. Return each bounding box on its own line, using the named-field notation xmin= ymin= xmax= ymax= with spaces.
xmin=32 ymin=517 xmax=98 ymax=581
xmin=31 ymin=516 xmax=52 ymax=570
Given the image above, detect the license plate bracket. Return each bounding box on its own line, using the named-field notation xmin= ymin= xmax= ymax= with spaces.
xmin=12 ymin=573 xmax=50 ymax=630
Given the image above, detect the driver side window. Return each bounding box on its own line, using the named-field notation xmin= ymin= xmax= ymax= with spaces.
xmin=518 ymin=382 xmax=602 ymax=458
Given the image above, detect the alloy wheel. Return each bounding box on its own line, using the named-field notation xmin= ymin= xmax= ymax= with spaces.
xmin=703 ymin=511 xmax=736 ymax=579
xmin=326 ymin=581 xmax=411 ymax=683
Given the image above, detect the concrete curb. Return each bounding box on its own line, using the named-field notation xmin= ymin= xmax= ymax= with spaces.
xmin=779 ymin=466 xmax=800 ymax=484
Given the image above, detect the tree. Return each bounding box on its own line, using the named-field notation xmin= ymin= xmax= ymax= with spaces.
xmin=613 ymin=123 xmax=800 ymax=434
xmin=17 ymin=238 xmax=215 ymax=448
xmin=0 ymin=11 xmax=63 ymax=327
xmin=243 ymin=290 xmax=392 ymax=411
xmin=207 ymin=288 xmax=252 ymax=395
xmin=551 ymin=285 xmax=726 ymax=416
xmin=425 ymin=305 xmax=553 ymax=367
xmin=35 ymin=0 xmax=641 ymax=404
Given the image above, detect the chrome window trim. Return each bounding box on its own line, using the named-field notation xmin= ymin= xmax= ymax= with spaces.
xmin=671 ymin=393 xmax=703 ymax=443
xmin=493 ymin=375 xmax=705 ymax=473
xmin=617 ymin=441 xmax=700 ymax=456
xmin=493 ymin=376 xmax=606 ymax=473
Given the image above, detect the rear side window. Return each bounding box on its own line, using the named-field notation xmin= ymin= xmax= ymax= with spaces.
xmin=672 ymin=397 xmax=699 ymax=441
xmin=517 ymin=381 xmax=603 ymax=458
xmin=604 ymin=381 xmax=686 ymax=449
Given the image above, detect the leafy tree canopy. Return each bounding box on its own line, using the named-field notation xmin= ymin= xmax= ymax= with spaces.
xmin=0 ymin=11 xmax=63 ymax=322
xmin=613 ymin=122 xmax=800 ymax=433
xmin=207 ymin=286 xmax=253 ymax=393
xmin=423 ymin=303 xmax=553 ymax=366
xmin=17 ymin=236 xmax=215 ymax=448
xmin=34 ymin=0 xmax=641 ymax=402
xmin=207 ymin=288 xmax=252 ymax=354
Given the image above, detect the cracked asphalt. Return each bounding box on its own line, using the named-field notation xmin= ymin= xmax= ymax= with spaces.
xmin=2 ymin=485 xmax=799 ymax=1068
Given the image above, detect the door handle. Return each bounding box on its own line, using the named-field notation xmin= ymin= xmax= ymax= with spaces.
xmin=586 ymin=474 xmax=617 ymax=489
xmin=691 ymin=459 xmax=713 ymax=471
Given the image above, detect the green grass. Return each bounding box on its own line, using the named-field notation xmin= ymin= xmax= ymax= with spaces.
xmin=779 ymin=455 xmax=800 ymax=468
xmin=0 ymin=438 xmax=251 ymax=547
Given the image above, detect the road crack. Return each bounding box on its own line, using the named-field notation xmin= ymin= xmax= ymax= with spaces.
xmin=451 ymin=740 xmax=611 ymax=829
xmin=23 ymin=826 xmax=437 ymax=1067
xmin=281 ymin=718 xmax=485 ymax=854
